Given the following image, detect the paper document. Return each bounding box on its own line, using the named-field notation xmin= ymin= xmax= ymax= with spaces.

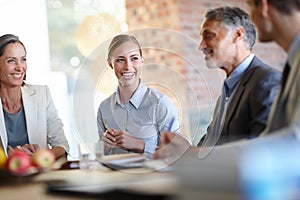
xmin=101 ymin=153 xmax=147 ymax=170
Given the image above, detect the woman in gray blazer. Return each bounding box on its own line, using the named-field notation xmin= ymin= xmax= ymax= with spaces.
xmin=0 ymin=34 xmax=69 ymax=159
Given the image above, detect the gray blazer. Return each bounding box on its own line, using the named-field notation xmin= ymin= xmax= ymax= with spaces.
xmin=0 ymin=84 xmax=69 ymax=155
xmin=201 ymin=56 xmax=282 ymax=146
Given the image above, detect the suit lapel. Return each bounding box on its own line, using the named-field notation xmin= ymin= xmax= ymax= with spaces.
xmin=0 ymin=98 xmax=8 ymax=155
xmin=224 ymin=59 xmax=257 ymax=126
xmin=21 ymin=85 xmax=38 ymax=143
xmin=282 ymin=54 xmax=300 ymax=100
xmin=267 ymin=54 xmax=300 ymax=132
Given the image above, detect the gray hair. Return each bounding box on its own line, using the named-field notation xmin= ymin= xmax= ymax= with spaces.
xmin=204 ymin=6 xmax=256 ymax=50
xmin=0 ymin=34 xmax=27 ymax=85
xmin=0 ymin=34 xmax=26 ymax=56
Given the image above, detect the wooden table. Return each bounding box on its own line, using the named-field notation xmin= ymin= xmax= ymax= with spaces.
xmin=0 ymin=154 xmax=243 ymax=200
xmin=0 ymin=167 xmax=179 ymax=200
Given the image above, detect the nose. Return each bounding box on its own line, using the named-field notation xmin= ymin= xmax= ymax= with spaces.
xmin=15 ymin=62 xmax=22 ymax=71
xmin=123 ymin=58 xmax=131 ymax=70
xmin=14 ymin=59 xmax=25 ymax=71
xmin=198 ymin=39 xmax=206 ymax=51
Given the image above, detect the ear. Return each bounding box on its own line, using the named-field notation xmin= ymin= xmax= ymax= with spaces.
xmin=107 ymin=59 xmax=113 ymax=69
xmin=260 ymin=0 xmax=270 ymax=18
xmin=233 ymin=27 xmax=245 ymax=43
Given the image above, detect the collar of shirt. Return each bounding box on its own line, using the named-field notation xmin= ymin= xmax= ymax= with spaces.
xmin=114 ymin=82 xmax=147 ymax=109
xmin=287 ymin=32 xmax=300 ymax=68
xmin=224 ymin=53 xmax=255 ymax=96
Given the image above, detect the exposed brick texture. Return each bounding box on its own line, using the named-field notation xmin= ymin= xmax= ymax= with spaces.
xmin=125 ymin=0 xmax=286 ymax=144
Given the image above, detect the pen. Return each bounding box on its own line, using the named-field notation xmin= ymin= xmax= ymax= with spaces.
xmin=156 ymin=117 xmax=176 ymax=151
xmin=168 ymin=117 xmax=176 ymax=132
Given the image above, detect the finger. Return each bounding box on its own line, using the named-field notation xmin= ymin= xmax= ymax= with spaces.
xmin=106 ymin=129 xmax=115 ymax=135
xmin=16 ymin=145 xmax=23 ymax=151
xmin=28 ymin=144 xmax=36 ymax=152
xmin=152 ymin=147 xmax=165 ymax=160
xmin=115 ymin=134 xmax=125 ymax=144
xmin=161 ymin=132 xmax=175 ymax=144
xmin=112 ymin=130 xmax=122 ymax=136
xmin=102 ymin=136 xmax=117 ymax=146
xmin=17 ymin=146 xmax=33 ymax=155
xmin=152 ymin=151 xmax=159 ymax=159
xmin=105 ymin=129 xmax=117 ymax=137
xmin=7 ymin=146 xmax=15 ymax=154
xmin=22 ymin=144 xmax=35 ymax=153
xmin=33 ymin=144 xmax=40 ymax=151
xmin=104 ymin=132 xmax=117 ymax=143
xmin=102 ymin=130 xmax=110 ymax=139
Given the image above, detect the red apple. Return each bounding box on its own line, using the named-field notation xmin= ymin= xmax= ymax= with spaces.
xmin=6 ymin=151 xmax=33 ymax=175
xmin=31 ymin=149 xmax=55 ymax=169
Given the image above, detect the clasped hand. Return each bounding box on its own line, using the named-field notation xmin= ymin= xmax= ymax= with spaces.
xmin=102 ymin=128 xmax=145 ymax=153
xmin=8 ymin=144 xmax=40 ymax=156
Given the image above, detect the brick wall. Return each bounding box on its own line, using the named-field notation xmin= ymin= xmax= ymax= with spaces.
xmin=125 ymin=0 xmax=286 ymax=144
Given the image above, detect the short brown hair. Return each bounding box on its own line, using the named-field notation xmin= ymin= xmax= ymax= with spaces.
xmin=252 ymin=0 xmax=300 ymax=14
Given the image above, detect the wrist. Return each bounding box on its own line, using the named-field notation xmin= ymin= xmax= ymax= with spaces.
xmin=132 ymin=139 xmax=145 ymax=153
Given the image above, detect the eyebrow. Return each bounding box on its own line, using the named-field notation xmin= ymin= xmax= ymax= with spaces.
xmin=114 ymin=53 xmax=139 ymax=58
xmin=112 ymin=53 xmax=140 ymax=60
xmin=129 ymin=54 xmax=139 ymax=57
xmin=5 ymin=55 xmax=26 ymax=59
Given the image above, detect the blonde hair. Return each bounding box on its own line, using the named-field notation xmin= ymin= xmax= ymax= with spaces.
xmin=107 ymin=34 xmax=142 ymax=61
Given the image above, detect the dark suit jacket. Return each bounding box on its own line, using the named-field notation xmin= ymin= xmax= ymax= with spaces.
xmin=199 ymin=56 xmax=282 ymax=146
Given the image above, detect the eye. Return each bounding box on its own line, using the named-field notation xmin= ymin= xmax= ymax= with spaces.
xmin=131 ymin=56 xmax=139 ymax=61
xmin=114 ymin=58 xmax=124 ymax=63
xmin=208 ymin=33 xmax=213 ymax=38
xmin=203 ymin=32 xmax=214 ymax=40
xmin=7 ymin=58 xmax=16 ymax=64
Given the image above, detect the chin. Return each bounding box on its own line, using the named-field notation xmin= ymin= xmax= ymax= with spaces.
xmin=121 ymin=76 xmax=138 ymax=84
xmin=120 ymin=80 xmax=136 ymax=87
xmin=258 ymin=36 xmax=273 ymax=43
xmin=205 ymin=59 xmax=219 ymax=69
xmin=258 ymin=28 xmax=274 ymax=43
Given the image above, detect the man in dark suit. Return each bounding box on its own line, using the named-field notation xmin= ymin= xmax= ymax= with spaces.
xmin=153 ymin=1 xmax=300 ymax=172
xmin=153 ymin=3 xmax=300 ymax=160
xmin=153 ymin=4 xmax=300 ymax=198
xmin=198 ymin=7 xmax=281 ymax=146
xmin=248 ymin=0 xmax=300 ymax=138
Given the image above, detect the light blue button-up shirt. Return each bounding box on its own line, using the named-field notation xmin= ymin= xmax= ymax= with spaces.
xmin=97 ymin=83 xmax=181 ymax=155
xmin=225 ymin=54 xmax=255 ymax=97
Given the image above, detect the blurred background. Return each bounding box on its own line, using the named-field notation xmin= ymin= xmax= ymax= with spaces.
xmin=0 ymin=0 xmax=286 ymax=160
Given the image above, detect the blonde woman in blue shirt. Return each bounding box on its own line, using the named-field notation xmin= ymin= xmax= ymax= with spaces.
xmin=97 ymin=34 xmax=181 ymax=156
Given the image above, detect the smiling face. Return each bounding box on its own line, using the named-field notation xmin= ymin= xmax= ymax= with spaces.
xmin=108 ymin=41 xmax=143 ymax=89
xmin=199 ymin=20 xmax=236 ymax=73
xmin=0 ymin=42 xmax=27 ymax=88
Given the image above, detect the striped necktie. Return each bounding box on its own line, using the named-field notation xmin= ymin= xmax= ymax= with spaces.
xmin=280 ymin=62 xmax=290 ymax=93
